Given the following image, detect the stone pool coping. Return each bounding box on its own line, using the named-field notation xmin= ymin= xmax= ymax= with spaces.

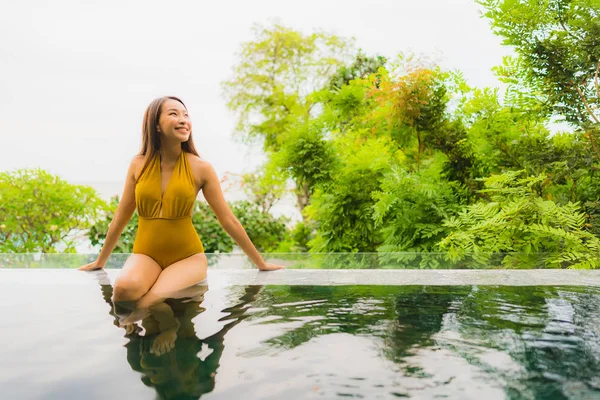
xmin=1 ymin=268 xmax=600 ymax=286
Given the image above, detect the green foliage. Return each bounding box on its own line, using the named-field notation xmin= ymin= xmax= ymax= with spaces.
xmin=192 ymin=201 xmax=234 ymax=253
xmin=373 ymin=156 xmax=467 ymax=254
xmin=439 ymin=171 xmax=600 ymax=269
xmin=267 ymin=220 xmax=317 ymax=254
xmin=365 ymin=65 xmax=447 ymax=157
xmin=219 ymin=17 xmax=600 ymax=260
xmin=221 ymin=22 xmax=354 ymax=151
xmin=328 ymin=50 xmax=387 ymax=90
xmin=314 ymin=76 xmax=372 ymax=135
xmin=222 ymin=22 xmax=355 ymax=217
xmin=459 ymin=87 xmax=556 ymax=179
xmin=302 ymin=59 xmax=480 ymax=254
xmin=88 ymin=195 xmax=138 ymax=253
xmin=241 ymin=164 xmax=287 ymax=214
xmin=230 ymin=200 xmax=289 ymax=253
xmin=0 ymin=168 xmax=107 ymax=253
xmin=454 ymin=85 xmax=600 ymax=210
xmin=429 ymin=119 xmax=475 ymax=188
xmin=305 ymin=136 xmax=394 ymax=252
xmin=543 ymin=131 xmax=600 ymax=205
xmin=290 ymin=221 xmax=314 ymax=252
xmin=457 ymin=84 xmax=600 ymax=238
xmin=270 ymin=118 xmax=338 ymax=210
xmin=276 ymin=121 xmax=337 ymax=191
xmin=478 ymin=0 xmax=600 ymax=158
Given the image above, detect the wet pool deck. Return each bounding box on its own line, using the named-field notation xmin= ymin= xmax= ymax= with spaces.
xmin=1 ymin=268 xmax=600 ymax=286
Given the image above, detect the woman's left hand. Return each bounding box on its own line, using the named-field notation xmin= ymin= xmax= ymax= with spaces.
xmin=258 ymin=262 xmax=285 ymax=271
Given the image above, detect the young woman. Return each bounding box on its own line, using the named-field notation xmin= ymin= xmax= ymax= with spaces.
xmin=78 ymin=96 xmax=284 ymax=307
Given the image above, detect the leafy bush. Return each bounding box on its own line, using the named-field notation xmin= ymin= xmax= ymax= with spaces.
xmin=439 ymin=171 xmax=600 ymax=269
xmin=231 ymin=200 xmax=289 ymax=252
xmin=373 ymin=156 xmax=466 ymax=255
xmin=305 ymin=136 xmax=393 ymax=252
xmin=0 ymin=168 xmax=107 ymax=253
xmin=88 ymin=195 xmax=138 ymax=253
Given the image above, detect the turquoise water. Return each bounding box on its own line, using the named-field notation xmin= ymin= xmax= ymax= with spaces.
xmin=1 ymin=273 xmax=599 ymax=399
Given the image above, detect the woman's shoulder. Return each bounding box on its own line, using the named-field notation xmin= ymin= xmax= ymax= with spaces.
xmin=185 ymin=153 xmax=215 ymax=188
xmin=130 ymin=154 xmax=147 ymax=182
xmin=185 ymin=152 xmax=212 ymax=170
xmin=131 ymin=154 xmax=145 ymax=164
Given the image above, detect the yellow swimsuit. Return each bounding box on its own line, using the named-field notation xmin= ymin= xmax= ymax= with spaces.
xmin=132 ymin=151 xmax=204 ymax=268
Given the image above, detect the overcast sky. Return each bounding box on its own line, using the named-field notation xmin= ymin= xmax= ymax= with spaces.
xmin=0 ymin=0 xmax=512 ymax=202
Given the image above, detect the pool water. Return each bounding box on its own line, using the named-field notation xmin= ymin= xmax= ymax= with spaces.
xmin=1 ymin=271 xmax=599 ymax=399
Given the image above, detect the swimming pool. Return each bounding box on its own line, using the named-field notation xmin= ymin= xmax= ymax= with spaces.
xmin=1 ymin=268 xmax=599 ymax=399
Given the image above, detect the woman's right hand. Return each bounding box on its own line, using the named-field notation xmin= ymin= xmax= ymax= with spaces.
xmin=78 ymin=259 xmax=105 ymax=271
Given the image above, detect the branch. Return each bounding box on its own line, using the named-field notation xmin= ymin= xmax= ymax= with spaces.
xmin=585 ymin=130 xmax=600 ymax=163
xmin=576 ymin=85 xmax=600 ymax=124
xmin=572 ymin=82 xmax=600 ymax=162
xmin=595 ymin=61 xmax=600 ymax=103
xmin=559 ymin=20 xmax=584 ymax=42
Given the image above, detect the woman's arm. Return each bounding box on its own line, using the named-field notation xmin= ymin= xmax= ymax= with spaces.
xmin=79 ymin=156 xmax=140 ymax=270
xmin=200 ymin=162 xmax=283 ymax=271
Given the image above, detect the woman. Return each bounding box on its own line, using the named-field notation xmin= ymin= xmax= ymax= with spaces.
xmin=78 ymin=96 xmax=284 ymax=308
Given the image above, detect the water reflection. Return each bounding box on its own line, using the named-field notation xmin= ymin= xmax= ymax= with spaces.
xmin=449 ymin=286 xmax=600 ymax=398
xmin=94 ymin=271 xmax=261 ymax=400
xmin=219 ymin=285 xmax=600 ymax=398
xmin=87 ymin=277 xmax=600 ymax=399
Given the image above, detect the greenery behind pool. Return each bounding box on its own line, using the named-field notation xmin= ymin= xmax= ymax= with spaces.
xmin=2 ymin=0 xmax=600 ymax=269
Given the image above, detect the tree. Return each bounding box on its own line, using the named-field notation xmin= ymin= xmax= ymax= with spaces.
xmin=304 ymin=136 xmax=394 ymax=252
xmin=373 ymin=156 xmax=466 ymax=254
xmin=303 ymin=58 xmax=470 ymax=253
xmin=270 ymin=118 xmax=338 ymax=211
xmin=222 ymin=23 xmax=354 ymax=214
xmin=478 ymin=0 xmax=600 ymax=160
xmin=222 ymin=22 xmax=354 ymax=151
xmin=0 ymin=168 xmax=107 ymax=253
xmin=457 ymin=83 xmax=600 ymax=235
xmin=239 ymin=164 xmax=287 ymax=214
xmin=328 ymin=50 xmax=387 ymax=90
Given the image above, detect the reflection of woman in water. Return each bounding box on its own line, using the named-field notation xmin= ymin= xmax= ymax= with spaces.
xmin=79 ymin=96 xmax=283 ymax=310
xmin=94 ymin=270 xmax=262 ymax=399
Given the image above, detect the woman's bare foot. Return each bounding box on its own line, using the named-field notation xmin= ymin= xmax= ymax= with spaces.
xmin=150 ymin=321 xmax=180 ymax=356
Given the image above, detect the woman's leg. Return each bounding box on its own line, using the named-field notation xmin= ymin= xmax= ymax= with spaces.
xmin=113 ymin=254 xmax=163 ymax=302
xmin=136 ymin=253 xmax=208 ymax=309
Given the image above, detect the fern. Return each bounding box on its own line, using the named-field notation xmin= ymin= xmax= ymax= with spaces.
xmin=438 ymin=171 xmax=600 ymax=268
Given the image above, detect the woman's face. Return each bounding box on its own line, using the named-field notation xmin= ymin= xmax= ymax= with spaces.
xmin=157 ymin=99 xmax=192 ymax=142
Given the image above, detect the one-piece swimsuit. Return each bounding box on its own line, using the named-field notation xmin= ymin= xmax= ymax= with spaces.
xmin=132 ymin=151 xmax=204 ymax=268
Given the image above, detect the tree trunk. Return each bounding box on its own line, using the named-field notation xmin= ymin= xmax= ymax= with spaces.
xmin=295 ymin=182 xmax=311 ymax=219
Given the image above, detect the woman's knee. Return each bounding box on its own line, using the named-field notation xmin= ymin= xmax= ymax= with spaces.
xmin=113 ymin=276 xmax=149 ymax=301
xmin=113 ymin=254 xmax=162 ymax=301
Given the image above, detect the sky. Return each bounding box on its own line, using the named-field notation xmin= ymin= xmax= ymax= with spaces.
xmin=0 ymin=0 xmax=513 ymax=215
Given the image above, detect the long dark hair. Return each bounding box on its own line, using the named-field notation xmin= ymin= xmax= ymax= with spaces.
xmin=136 ymin=96 xmax=200 ymax=181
